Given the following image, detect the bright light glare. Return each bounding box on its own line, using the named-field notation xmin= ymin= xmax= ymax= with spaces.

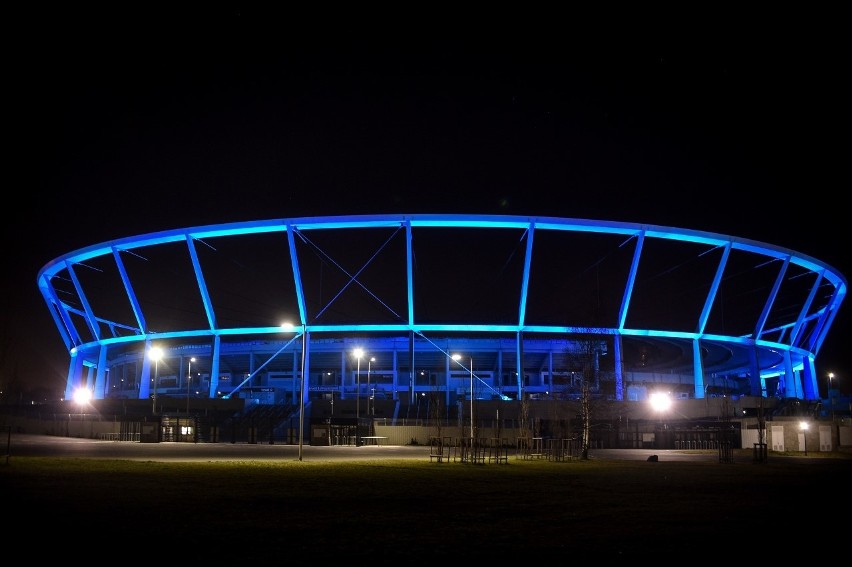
xmin=148 ymin=346 xmax=164 ymax=362
xmin=649 ymin=392 xmax=672 ymax=412
xmin=73 ymin=388 xmax=92 ymax=405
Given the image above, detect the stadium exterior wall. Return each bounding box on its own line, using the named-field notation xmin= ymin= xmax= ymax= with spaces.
xmin=37 ymin=214 xmax=846 ymax=409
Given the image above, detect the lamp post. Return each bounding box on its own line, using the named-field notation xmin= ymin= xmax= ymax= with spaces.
xmin=282 ymin=322 xmax=308 ymax=461
xmin=828 ymin=372 xmax=836 ymax=420
xmin=649 ymin=392 xmax=672 ymax=449
xmin=469 ymin=357 xmax=474 ymax=445
xmin=186 ymin=357 xmax=196 ymax=415
xmin=299 ymin=326 xmax=307 ymax=460
xmin=73 ymin=387 xmax=92 ymax=437
xmin=800 ymin=421 xmax=808 ymax=455
xmin=354 ymin=348 xmax=364 ymax=446
xmin=367 ymin=357 xmax=375 ymax=415
xmin=148 ymin=346 xmax=164 ymax=416
xmin=452 ymin=354 xmax=475 ymax=451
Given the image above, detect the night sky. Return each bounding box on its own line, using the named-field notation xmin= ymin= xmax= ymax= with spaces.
xmin=5 ymin=20 xmax=848 ymax=398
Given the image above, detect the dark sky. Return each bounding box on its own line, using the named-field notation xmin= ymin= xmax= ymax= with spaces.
xmin=5 ymin=21 xmax=849 ymax=397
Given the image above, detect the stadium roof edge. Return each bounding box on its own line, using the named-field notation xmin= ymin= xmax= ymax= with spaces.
xmin=37 ymin=214 xmax=847 ymax=291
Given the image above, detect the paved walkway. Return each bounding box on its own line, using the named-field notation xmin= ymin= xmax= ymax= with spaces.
xmin=6 ymin=432 xmax=846 ymax=463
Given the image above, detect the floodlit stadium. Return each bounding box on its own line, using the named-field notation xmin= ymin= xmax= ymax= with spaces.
xmin=37 ymin=214 xmax=847 ymax=447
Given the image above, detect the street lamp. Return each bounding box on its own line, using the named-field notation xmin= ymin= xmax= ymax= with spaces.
xmin=73 ymin=387 xmax=92 ymax=406
xmin=354 ymin=348 xmax=364 ymax=446
xmin=148 ymin=346 xmax=164 ymax=416
xmin=73 ymin=387 xmax=92 ymax=438
xmin=282 ymin=322 xmax=307 ymax=461
xmin=800 ymin=421 xmax=808 ymax=455
xmin=649 ymin=391 xmax=672 ymax=415
xmin=186 ymin=357 xmax=196 ymax=415
xmin=367 ymin=356 xmax=375 ymax=415
xmin=828 ymin=372 xmax=836 ymax=420
xmin=649 ymin=391 xmax=671 ymax=448
xmin=452 ymin=353 xmax=474 ymax=452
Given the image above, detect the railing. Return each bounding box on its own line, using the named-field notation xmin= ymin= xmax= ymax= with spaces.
xmin=429 ymin=436 xmax=511 ymax=464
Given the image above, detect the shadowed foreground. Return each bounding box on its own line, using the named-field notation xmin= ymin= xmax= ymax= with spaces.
xmin=3 ymin=455 xmax=849 ymax=560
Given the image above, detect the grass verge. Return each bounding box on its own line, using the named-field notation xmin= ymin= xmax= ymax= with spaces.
xmin=4 ymin=455 xmax=849 ymax=560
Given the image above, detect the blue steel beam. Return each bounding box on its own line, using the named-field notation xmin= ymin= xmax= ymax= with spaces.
xmin=36 ymin=214 xmax=846 ymax=402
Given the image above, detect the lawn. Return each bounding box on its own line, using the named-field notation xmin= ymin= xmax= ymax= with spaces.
xmin=3 ymin=455 xmax=849 ymax=560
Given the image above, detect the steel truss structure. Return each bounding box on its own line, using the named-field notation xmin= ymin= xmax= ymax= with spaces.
xmin=38 ymin=214 xmax=846 ymax=405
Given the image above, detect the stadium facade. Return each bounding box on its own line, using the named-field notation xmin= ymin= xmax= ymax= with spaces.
xmin=38 ymin=214 xmax=846 ymax=416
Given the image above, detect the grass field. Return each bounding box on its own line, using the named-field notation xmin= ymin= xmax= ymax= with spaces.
xmin=3 ymin=454 xmax=849 ymax=560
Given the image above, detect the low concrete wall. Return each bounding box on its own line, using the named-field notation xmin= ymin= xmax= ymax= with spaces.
xmin=3 ymin=412 xmax=850 ymax=451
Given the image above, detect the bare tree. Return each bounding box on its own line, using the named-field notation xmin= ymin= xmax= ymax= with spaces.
xmin=428 ymin=389 xmax=445 ymax=442
xmin=565 ymin=332 xmax=606 ymax=459
xmin=518 ymin=392 xmax=532 ymax=456
xmin=579 ymin=378 xmax=592 ymax=459
xmin=754 ymin=397 xmax=767 ymax=463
